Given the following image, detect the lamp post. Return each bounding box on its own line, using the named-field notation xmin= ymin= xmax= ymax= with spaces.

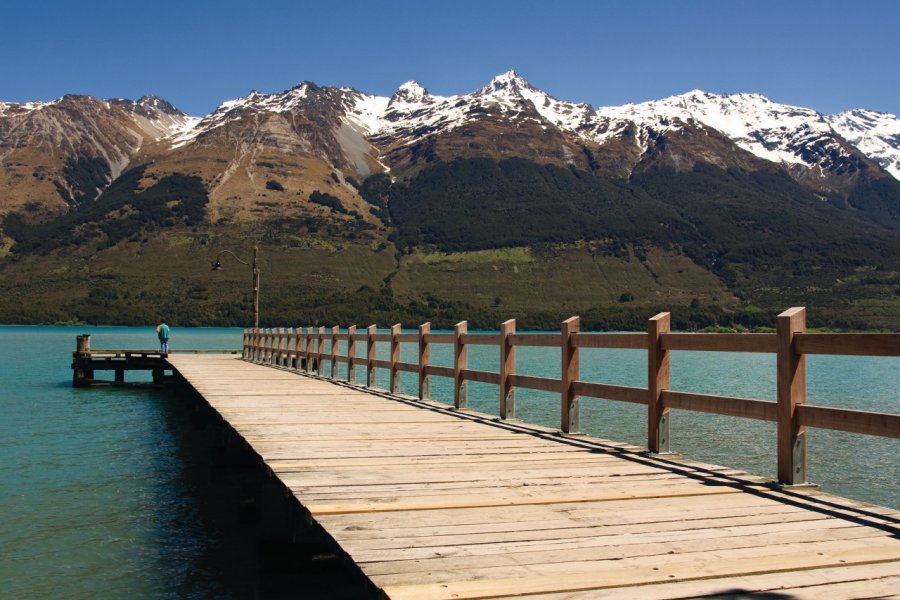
xmin=212 ymin=246 xmax=260 ymax=329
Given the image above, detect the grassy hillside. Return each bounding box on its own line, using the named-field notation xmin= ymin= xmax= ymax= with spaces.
xmin=1 ymin=158 xmax=898 ymax=330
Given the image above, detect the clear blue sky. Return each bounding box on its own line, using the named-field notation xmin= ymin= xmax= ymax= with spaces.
xmin=2 ymin=0 xmax=897 ymax=117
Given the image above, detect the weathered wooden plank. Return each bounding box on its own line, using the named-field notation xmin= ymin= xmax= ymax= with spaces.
xmin=508 ymin=374 xmax=559 ymax=393
xmin=380 ymin=544 xmax=900 ymax=600
xmin=573 ymin=381 xmax=647 ymax=405
xmin=661 ymin=332 xmax=777 ymax=353
xmin=303 ymin=484 xmax=743 ymax=516
xmin=662 ymin=390 xmax=777 ymax=421
xmin=460 ymin=368 xmax=501 ymax=385
xmin=460 ymin=334 xmax=500 ymax=346
xmin=509 ymin=333 xmax=562 ymax=347
xmin=573 ymin=333 xmax=647 ymax=349
xmin=795 ymin=332 xmax=900 ymax=356
xmin=363 ymin=525 xmax=886 ymax=580
xmin=340 ymin=512 xmax=849 ymax=556
xmin=495 ymin=563 xmax=900 ymax=600
xmin=797 ymin=403 xmax=900 ymax=438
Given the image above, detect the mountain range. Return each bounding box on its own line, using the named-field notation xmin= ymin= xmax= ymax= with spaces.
xmin=1 ymin=71 xmax=899 ymax=329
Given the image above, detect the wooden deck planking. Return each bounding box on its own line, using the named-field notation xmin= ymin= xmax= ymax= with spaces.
xmin=168 ymin=355 xmax=900 ymax=599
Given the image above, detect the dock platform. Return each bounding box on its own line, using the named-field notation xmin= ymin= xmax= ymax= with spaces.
xmin=168 ymin=353 xmax=900 ymax=599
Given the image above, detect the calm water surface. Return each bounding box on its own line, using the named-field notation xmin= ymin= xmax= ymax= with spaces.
xmin=1 ymin=325 xmax=897 ymax=597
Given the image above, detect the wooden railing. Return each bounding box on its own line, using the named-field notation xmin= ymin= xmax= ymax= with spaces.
xmin=240 ymin=307 xmax=900 ymax=485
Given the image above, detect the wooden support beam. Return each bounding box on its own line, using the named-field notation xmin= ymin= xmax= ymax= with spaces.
xmin=777 ymin=307 xmax=807 ymax=485
xmin=454 ymin=321 xmax=468 ymax=409
xmin=418 ymin=322 xmax=431 ymax=400
xmin=648 ymin=312 xmax=671 ymax=453
xmin=390 ymin=323 xmax=401 ymax=394
xmin=500 ymin=319 xmax=516 ymax=420
xmin=561 ymin=316 xmax=580 ymax=434
xmin=367 ymin=324 xmax=377 ymax=388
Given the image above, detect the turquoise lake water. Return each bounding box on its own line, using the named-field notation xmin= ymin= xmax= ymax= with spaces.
xmin=1 ymin=325 xmax=897 ymax=597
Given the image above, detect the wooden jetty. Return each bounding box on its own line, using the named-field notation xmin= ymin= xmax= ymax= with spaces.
xmin=166 ymin=354 xmax=900 ymax=599
xmin=76 ymin=308 xmax=900 ymax=598
xmin=71 ymin=333 xmax=239 ymax=387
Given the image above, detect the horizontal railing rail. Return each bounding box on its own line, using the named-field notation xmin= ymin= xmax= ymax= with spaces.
xmin=240 ymin=307 xmax=899 ymax=486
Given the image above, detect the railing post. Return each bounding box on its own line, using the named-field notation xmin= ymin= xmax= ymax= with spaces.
xmin=390 ymin=323 xmax=401 ymax=394
xmin=561 ymin=316 xmax=580 ymax=433
xmin=330 ymin=326 xmax=339 ymax=379
xmin=500 ymin=319 xmax=516 ymax=420
xmin=367 ymin=324 xmax=377 ymax=387
xmin=305 ymin=327 xmax=315 ymax=373
xmin=285 ymin=327 xmax=294 ymax=367
xmin=418 ymin=322 xmax=431 ymax=400
xmin=292 ymin=327 xmax=301 ymax=369
xmin=263 ymin=328 xmax=271 ymax=363
xmin=250 ymin=328 xmax=258 ymax=361
xmin=777 ymin=307 xmax=808 ymax=485
xmin=276 ymin=327 xmax=285 ymax=366
xmin=316 ymin=326 xmax=325 ymax=376
xmin=242 ymin=329 xmax=248 ymax=359
xmin=347 ymin=325 xmax=357 ymax=383
xmin=454 ymin=321 xmax=468 ymax=409
xmin=648 ymin=312 xmax=671 ymax=454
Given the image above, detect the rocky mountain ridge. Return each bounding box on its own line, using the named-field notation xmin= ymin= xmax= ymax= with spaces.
xmin=2 ymin=71 xmax=899 ymax=229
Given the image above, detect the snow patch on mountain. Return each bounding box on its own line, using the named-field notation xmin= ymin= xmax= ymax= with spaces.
xmin=345 ymin=91 xmax=389 ymax=135
xmin=171 ymin=84 xmax=314 ymax=148
xmin=828 ymin=109 xmax=900 ymax=179
xmin=594 ymin=90 xmax=845 ymax=168
xmin=0 ymin=100 xmax=56 ymax=118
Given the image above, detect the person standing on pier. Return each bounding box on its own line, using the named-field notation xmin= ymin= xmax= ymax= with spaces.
xmin=157 ymin=320 xmax=170 ymax=355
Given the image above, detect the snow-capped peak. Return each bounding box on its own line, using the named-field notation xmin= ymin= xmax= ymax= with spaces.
xmin=391 ymin=81 xmax=430 ymax=104
xmin=473 ymin=70 xmax=593 ymax=131
xmin=476 ymin=70 xmax=535 ymax=98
